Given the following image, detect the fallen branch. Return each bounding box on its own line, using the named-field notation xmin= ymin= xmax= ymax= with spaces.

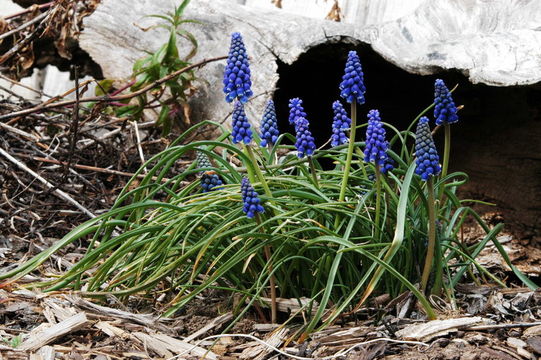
xmin=0 ymin=11 xmax=49 ymax=42
xmin=4 ymin=2 xmax=54 ymax=20
xmin=0 ymin=146 xmax=96 ymax=218
xmin=467 ymin=321 xmax=541 ymax=331
xmin=0 ymin=56 xmax=227 ymax=122
xmin=17 ymin=153 xmax=189 ymax=183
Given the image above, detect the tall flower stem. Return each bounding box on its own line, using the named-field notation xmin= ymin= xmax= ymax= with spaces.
xmin=374 ymin=165 xmax=382 ymax=241
xmin=308 ymin=157 xmax=320 ymax=189
xmin=244 ymin=145 xmax=272 ymax=199
xmin=256 ymin=214 xmax=277 ymax=323
xmin=438 ymin=123 xmax=451 ymax=205
xmin=421 ymin=177 xmax=437 ymax=293
xmin=441 ymin=123 xmax=451 ymax=180
xmin=338 ymin=100 xmax=357 ymax=203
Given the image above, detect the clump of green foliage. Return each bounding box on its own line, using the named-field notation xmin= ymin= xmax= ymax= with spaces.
xmin=1 ymin=28 xmax=536 ymax=339
xmin=98 ymin=0 xmax=199 ymax=135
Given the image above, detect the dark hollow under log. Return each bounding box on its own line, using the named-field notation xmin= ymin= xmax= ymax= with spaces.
xmin=273 ymin=41 xmax=541 ymax=241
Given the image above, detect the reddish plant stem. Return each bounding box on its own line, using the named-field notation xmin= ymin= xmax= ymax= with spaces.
xmin=0 ymin=56 xmax=227 ymax=122
xmin=4 ymin=2 xmax=54 ymax=20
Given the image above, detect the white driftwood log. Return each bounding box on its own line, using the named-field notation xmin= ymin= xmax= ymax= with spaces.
xmin=246 ymin=0 xmax=541 ymax=86
xmin=80 ymin=0 xmax=541 ymax=128
xmin=80 ymin=0 xmax=355 ymax=128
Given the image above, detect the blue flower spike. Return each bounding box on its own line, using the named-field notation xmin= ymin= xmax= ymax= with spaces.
xmin=260 ymin=100 xmax=280 ymax=147
xmin=340 ymin=51 xmax=366 ymax=105
xmin=415 ymin=117 xmax=441 ymax=181
xmin=201 ymin=171 xmax=224 ymax=193
xmin=195 ymin=149 xmax=213 ymax=171
xmin=434 ymin=79 xmax=459 ymax=126
xmin=288 ymin=98 xmax=307 ymax=127
xmin=231 ymin=101 xmax=253 ymax=144
xmin=294 ymin=116 xmax=316 ymax=158
xmin=241 ymin=177 xmax=264 ymax=219
xmin=331 ymin=101 xmax=351 ymax=147
xmin=364 ymin=110 xmax=393 ymax=174
xmin=223 ymin=32 xmax=253 ymax=104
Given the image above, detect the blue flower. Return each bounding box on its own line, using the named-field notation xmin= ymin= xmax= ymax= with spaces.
xmin=288 ymin=98 xmax=307 ymax=127
xmin=195 ymin=149 xmax=213 ymax=171
xmin=201 ymin=171 xmax=223 ymax=192
xmin=331 ymin=101 xmax=351 ymax=147
xmin=415 ymin=117 xmax=441 ymax=180
xmin=339 ymin=51 xmax=366 ymax=105
xmin=223 ymin=32 xmax=253 ymax=104
xmin=231 ymin=101 xmax=252 ymax=144
xmin=241 ymin=177 xmax=264 ymax=218
xmin=434 ymin=79 xmax=458 ymax=126
xmin=364 ymin=110 xmax=393 ymax=173
xmin=294 ymin=116 xmax=316 ymax=158
xmin=260 ymin=100 xmax=280 ymax=147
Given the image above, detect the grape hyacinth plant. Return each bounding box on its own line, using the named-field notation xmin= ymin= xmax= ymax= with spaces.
xmin=294 ymin=115 xmax=319 ymax=187
xmin=231 ymin=101 xmax=253 ymax=144
xmin=434 ymin=79 xmax=459 ymax=126
xmin=337 ymin=50 xmax=367 ymax=203
xmin=331 ymin=101 xmax=351 ymax=147
xmin=364 ymin=109 xmax=392 ymax=239
xmin=414 ymin=117 xmax=441 ymax=181
xmin=364 ymin=110 xmax=391 ymax=172
xmin=240 ymin=177 xmax=264 ymax=219
xmin=339 ymin=50 xmax=366 ymax=105
xmin=288 ymin=97 xmax=307 ymax=127
xmin=3 ymin=27 xmax=538 ymax=342
xmin=415 ymin=116 xmax=442 ymax=293
xmin=223 ymin=32 xmax=253 ymax=103
xmin=434 ymin=78 xmax=459 ymax=179
xmin=200 ymin=171 xmax=223 ymax=192
xmin=195 ymin=148 xmax=213 ymax=170
xmin=259 ymin=100 xmax=280 ymax=147
xmin=294 ymin=116 xmax=316 ymax=158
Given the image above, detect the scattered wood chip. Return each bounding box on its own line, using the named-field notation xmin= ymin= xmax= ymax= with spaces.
xmin=239 ymin=327 xmax=288 ymax=360
xmin=524 ymin=325 xmax=541 ymax=337
xmin=259 ymin=296 xmax=318 ymax=315
xmin=29 ymin=346 xmax=55 ymax=360
xmin=65 ymin=295 xmax=169 ymax=332
xmin=396 ymin=317 xmax=487 ymax=342
xmin=526 ymin=337 xmax=541 ymax=355
xmin=19 ymin=313 xmax=88 ymax=351
xmin=184 ymin=312 xmax=232 ymax=342
xmin=506 ymin=337 xmax=532 ymax=359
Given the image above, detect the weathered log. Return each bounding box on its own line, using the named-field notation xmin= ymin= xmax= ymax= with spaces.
xmin=79 ymin=0 xmax=356 ymax=128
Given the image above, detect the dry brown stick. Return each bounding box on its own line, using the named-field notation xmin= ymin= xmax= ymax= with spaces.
xmin=467 ymin=321 xmax=541 ymax=331
xmin=0 ymin=146 xmax=96 ymax=218
xmin=4 ymin=2 xmax=54 ymax=20
xmin=0 ymin=121 xmax=40 ymax=141
xmin=0 ymin=25 xmax=41 ymax=65
xmin=0 ymin=56 xmax=227 ymax=122
xmin=0 ymin=11 xmax=49 ymax=41
xmin=17 ymin=154 xmax=191 ymax=183
xmin=0 ymin=73 xmax=49 ymax=97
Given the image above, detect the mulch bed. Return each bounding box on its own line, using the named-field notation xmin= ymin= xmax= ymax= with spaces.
xmin=1 ymin=97 xmax=541 ymax=359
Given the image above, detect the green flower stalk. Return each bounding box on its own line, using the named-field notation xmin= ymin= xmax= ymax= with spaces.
xmin=364 ymin=109 xmax=392 ymax=240
xmin=338 ymin=50 xmax=366 ymax=203
xmin=415 ymin=117 xmax=442 ymax=293
xmin=241 ymin=178 xmax=276 ymax=323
